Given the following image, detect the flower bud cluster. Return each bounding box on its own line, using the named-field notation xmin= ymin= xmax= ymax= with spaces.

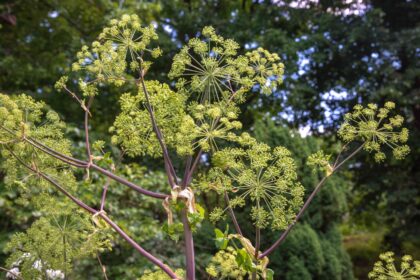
xmin=206 ymin=247 xmax=248 ymax=280
xmin=208 ymin=142 xmax=304 ymax=230
xmin=169 ymin=26 xmax=284 ymax=104
xmin=175 ymin=102 xmax=242 ymax=155
xmin=72 ymin=14 xmax=161 ymax=87
xmin=111 ymin=81 xmax=186 ymax=158
xmin=338 ymin=102 xmax=410 ymax=162
xmin=246 ymin=47 xmax=285 ymax=95
xmin=368 ymin=251 xmax=420 ymax=279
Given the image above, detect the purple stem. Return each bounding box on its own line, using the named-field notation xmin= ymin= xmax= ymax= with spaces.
xmin=2 ymin=123 xmax=168 ymax=199
xmin=100 ymin=214 xmax=179 ymax=279
xmin=185 ymin=150 xmax=202 ymax=186
xmin=179 ymin=154 xmax=197 ymax=279
xmin=181 ymin=156 xmax=193 ymax=187
xmin=85 ymin=96 xmax=94 ymax=161
xmin=138 ymin=65 xmax=195 ymax=278
xmin=224 ymin=192 xmax=243 ymax=236
xmin=18 ymin=138 xmax=166 ymax=199
xmin=7 ymin=147 xmax=95 ymax=213
xmin=1 ymin=125 xmax=87 ymax=166
xmin=90 ymin=164 xmax=167 ymax=199
xmin=138 ymin=69 xmax=178 ymax=187
xmin=26 ymin=138 xmax=88 ymax=168
xmin=181 ymin=209 xmax=195 ymax=280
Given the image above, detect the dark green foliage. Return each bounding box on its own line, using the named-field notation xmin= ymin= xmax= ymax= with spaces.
xmin=285 ymin=255 xmax=311 ymax=280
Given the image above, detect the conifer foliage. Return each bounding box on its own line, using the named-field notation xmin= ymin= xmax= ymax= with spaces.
xmin=0 ymin=14 xmax=410 ymax=279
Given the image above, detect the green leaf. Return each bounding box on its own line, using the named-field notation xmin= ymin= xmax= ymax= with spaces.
xmin=214 ymin=228 xmax=224 ymax=239
xmin=266 ymin=268 xmax=274 ymax=280
xmin=196 ymin=203 xmax=205 ymax=218
xmin=162 ymin=222 xmax=184 ymax=242
xmin=214 ymin=228 xmax=229 ymax=250
xmin=235 ymin=248 xmax=253 ymax=272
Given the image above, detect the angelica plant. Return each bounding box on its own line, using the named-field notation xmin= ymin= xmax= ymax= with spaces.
xmin=0 ymin=14 xmax=410 ymax=280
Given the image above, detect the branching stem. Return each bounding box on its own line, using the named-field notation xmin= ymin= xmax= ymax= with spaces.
xmin=6 ymin=147 xmax=179 ymax=279
xmin=138 ymin=59 xmax=195 ymax=279
xmin=138 ymin=63 xmax=178 ymax=188
xmin=224 ymin=192 xmax=243 ymax=236
xmin=0 ymin=125 xmax=167 ymax=199
xmin=84 ymin=96 xmax=94 ymax=162
xmin=185 ymin=150 xmax=202 ymax=186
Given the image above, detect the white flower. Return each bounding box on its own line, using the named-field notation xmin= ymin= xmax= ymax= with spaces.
xmin=12 ymin=252 xmax=32 ymax=267
xmin=46 ymin=269 xmax=65 ymax=280
xmin=6 ymin=267 xmax=20 ymax=279
xmin=32 ymin=259 xmax=43 ymax=271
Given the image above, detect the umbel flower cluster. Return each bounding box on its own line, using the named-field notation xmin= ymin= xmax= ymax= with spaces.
xmin=338 ymin=102 xmax=410 ymax=162
xmin=169 ymin=26 xmax=285 ymax=103
xmin=206 ymin=143 xmax=304 ymax=230
xmin=206 ymin=247 xmax=248 ymax=279
xmin=0 ymin=14 xmax=411 ymax=280
xmin=368 ymin=252 xmax=420 ymax=279
xmin=72 ymin=14 xmax=161 ymax=85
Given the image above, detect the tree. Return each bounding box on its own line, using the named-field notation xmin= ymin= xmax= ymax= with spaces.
xmin=0 ymin=13 xmax=410 ymax=279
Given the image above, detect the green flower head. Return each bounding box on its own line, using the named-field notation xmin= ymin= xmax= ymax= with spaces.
xmin=245 ymin=47 xmax=285 ymax=95
xmin=206 ymin=247 xmax=247 ymax=280
xmin=169 ymin=26 xmax=254 ymax=103
xmin=169 ymin=27 xmax=285 ymax=105
xmin=307 ymin=150 xmax=333 ymax=176
xmin=111 ymin=81 xmax=186 ymax=158
xmin=338 ymin=102 xmax=410 ymax=162
xmin=175 ymin=102 xmax=242 ymax=155
xmin=72 ymin=14 xmax=160 ymax=86
xmin=368 ymin=252 xmax=420 ymax=280
xmin=0 ymin=94 xmax=75 ymax=193
xmin=211 ymin=142 xmax=304 ymax=230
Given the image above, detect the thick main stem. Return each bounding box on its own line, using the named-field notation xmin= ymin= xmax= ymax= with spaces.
xmin=138 ymin=63 xmax=198 ymax=278
xmin=181 ymin=156 xmax=198 ymax=280
xmin=252 ymin=225 xmax=261 ymax=280
xmin=181 ymin=209 xmax=195 ymax=280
